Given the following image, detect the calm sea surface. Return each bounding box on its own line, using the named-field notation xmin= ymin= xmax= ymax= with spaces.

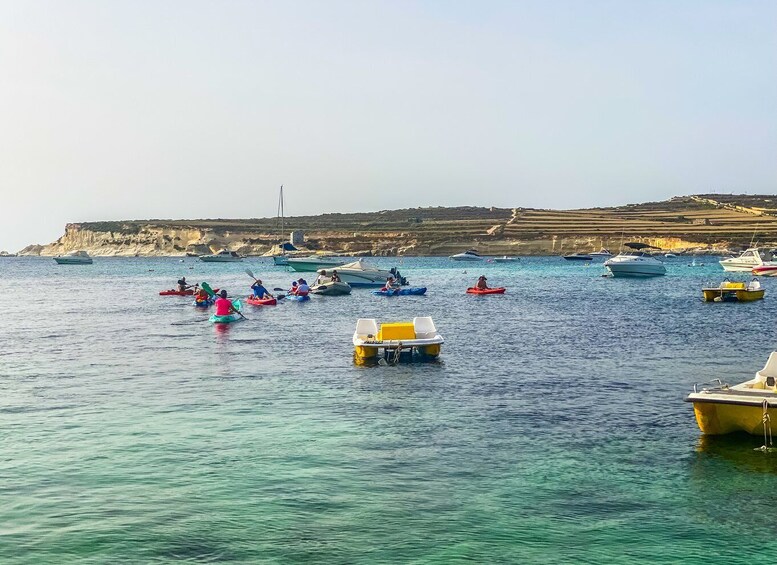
xmin=3 ymin=256 xmax=777 ymax=563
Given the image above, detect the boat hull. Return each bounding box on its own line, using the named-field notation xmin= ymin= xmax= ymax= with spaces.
xmin=702 ymin=288 xmax=764 ymax=302
xmin=689 ymin=399 xmax=776 ymax=435
xmin=199 ymin=257 xmax=243 ymax=263
xmin=604 ymin=257 xmax=666 ymax=277
xmin=310 ymin=282 xmax=352 ymax=295
xmin=54 ymin=257 xmax=93 ymax=264
xmin=287 ymin=258 xmax=346 ymax=272
xmin=753 ymin=265 xmax=777 ymax=276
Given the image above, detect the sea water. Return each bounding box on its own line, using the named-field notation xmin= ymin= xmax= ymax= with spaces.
xmin=2 ymin=256 xmax=777 ymax=563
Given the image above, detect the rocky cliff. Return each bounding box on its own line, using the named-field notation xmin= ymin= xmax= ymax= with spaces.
xmin=19 ymin=195 xmax=777 ymax=256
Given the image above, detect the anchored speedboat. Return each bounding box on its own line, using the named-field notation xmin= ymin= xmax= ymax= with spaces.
xmin=719 ymin=247 xmax=774 ymax=272
xmin=199 ymin=250 xmax=243 ymax=262
xmin=686 ymin=352 xmax=777 ymax=435
xmin=353 ymin=317 xmax=443 ymax=362
xmin=449 ymin=249 xmax=483 ymax=261
xmin=54 ymin=250 xmax=93 ymax=264
xmin=604 ymin=243 xmax=666 ymax=277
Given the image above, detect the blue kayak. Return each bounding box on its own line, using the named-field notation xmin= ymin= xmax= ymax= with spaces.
xmin=372 ymin=287 xmax=427 ymax=296
xmin=285 ymin=294 xmax=310 ymax=302
xmin=193 ymin=298 xmax=214 ymax=308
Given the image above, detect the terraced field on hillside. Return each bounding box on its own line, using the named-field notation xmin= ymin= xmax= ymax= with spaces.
xmin=29 ymin=194 xmax=777 ymax=256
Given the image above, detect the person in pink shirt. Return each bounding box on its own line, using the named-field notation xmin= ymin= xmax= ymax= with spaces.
xmin=214 ymin=289 xmax=236 ymax=316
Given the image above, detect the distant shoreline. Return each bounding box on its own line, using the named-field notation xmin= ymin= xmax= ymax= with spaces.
xmin=16 ymin=194 xmax=777 ymax=257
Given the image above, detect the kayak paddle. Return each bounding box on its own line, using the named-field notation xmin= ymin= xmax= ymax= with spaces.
xmin=201 ymin=282 xmax=217 ymax=298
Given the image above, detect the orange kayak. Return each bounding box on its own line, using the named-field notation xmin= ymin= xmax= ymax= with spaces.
xmin=466 ymin=287 xmax=506 ymax=295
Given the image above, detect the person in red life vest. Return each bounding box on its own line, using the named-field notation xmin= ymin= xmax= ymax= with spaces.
xmin=288 ymin=281 xmax=299 ymax=295
xmin=214 ymin=289 xmax=237 ymax=316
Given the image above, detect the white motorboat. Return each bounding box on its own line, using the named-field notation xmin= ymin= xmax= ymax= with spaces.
xmin=54 ymin=251 xmax=93 ymax=265
xmin=287 ymin=256 xmax=348 ymax=272
xmin=719 ymin=248 xmax=773 ymax=272
xmin=199 ymin=250 xmax=243 ymax=262
xmin=450 ymin=249 xmax=483 ymax=261
xmin=590 ymin=248 xmax=613 ymax=258
xmin=317 ymin=260 xmax=402 ymax=287
xmin=493 ymin=256 xmax=519 ymax=263
xmin=604 ymin=243 xmax=666 ymax=277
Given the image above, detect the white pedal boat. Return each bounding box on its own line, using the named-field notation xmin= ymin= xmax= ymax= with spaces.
xmin=353 ymin=317 xmax=443 ymax=362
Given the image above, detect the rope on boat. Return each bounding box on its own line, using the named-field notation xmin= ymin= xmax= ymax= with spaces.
xmin=759 ymin=399 xmax=773 ymax=452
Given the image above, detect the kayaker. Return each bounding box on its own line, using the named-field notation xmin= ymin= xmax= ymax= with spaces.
xmin=330 ymin=270 xmax=342 ymax=283
xmin=251 ymin=279 xmax=273 ymax=299
xmin=382 ymin=276 xmax=399 ymax=291
xmin=214 ymin=290 xmax=236 ymax=316
xmin=297 ymin=278 xmax=310 ymax=296
xmin=177 ymin=277 xmax=192 ymax=292
xmin=288 ymin=281 xmax=299 ymax=295
xmin=475 ymin=275 xmax=490 ymax=290
xmin=195 ymin=288 xmax=210 ymax=302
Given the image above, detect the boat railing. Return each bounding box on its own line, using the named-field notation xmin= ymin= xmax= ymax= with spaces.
xmin=693 ymin=378 xmax=726 ymax=393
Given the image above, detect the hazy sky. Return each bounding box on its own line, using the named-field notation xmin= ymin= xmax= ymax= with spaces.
xmin=1 ymin=0 xmax=775 ymax=251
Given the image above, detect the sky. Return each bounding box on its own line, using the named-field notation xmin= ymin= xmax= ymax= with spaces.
xmin=1 ymin=0 xmax=775 ymax=251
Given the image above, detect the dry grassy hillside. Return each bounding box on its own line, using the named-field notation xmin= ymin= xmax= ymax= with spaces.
xmin=23 ymin=194 xmax=777 ymax=256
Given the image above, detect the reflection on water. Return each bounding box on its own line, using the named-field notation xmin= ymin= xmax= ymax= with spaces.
xmin=694 ymin=433 xmax=777 ymax=474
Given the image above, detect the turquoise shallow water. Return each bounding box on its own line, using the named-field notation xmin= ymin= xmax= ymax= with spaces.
xmin=3 ymin=256 xmax=777 ymax=563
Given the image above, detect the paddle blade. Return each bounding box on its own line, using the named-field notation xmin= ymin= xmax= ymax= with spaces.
xmin=201 ymin=282 xmax=216 ymax=297
xmin=245 ymin=269 xmax=255 ymax=279
xmin=273 ymin=287 xmax=285 ymax=292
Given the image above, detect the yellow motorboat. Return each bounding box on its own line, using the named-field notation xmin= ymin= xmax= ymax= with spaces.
xmin=701 ymin=279 xmax=764 ymax=302
xmin=353 ymin=317 xmax=443 ymax=363
xmin=686 ymin=352 xmax=777 ymax=435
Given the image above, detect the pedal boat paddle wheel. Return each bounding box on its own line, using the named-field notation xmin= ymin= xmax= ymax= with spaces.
xmin=686 ymin=352 xmax=777 ymax=435
xmin=353 ymin=317 xmax=443 ymax=363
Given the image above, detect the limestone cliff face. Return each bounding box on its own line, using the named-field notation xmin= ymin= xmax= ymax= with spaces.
xmin=20 ymin=196 xmax=776 ymax=256
xmin=19 ymin=221 xmax=727 ymax=257
xmin=22 ymin=223 xmax=280 ymax=257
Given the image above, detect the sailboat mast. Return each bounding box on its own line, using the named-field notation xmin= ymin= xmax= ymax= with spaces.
xmin=278 ymin=185 xmax=284 ymax=238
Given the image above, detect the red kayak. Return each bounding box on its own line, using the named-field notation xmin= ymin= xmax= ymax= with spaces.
xmin=159 ymin=289 xmax=194 ymax=296
xmin=246 ymin=296 xmax=277 ymax=306
xmin=466 ymin=287 xmax=506 ymax=295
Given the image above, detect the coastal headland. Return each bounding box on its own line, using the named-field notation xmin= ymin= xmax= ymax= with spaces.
xmin=17 ymin=194 xmax=777 ymax=257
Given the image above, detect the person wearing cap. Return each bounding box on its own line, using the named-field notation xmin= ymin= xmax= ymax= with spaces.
xmin=251 ymin=278 xmax=273 ymax=299
xmin=475 ymin=275 xmax=490 ymax=290
xmin=214 ymin=289 xmax=237 ymax=316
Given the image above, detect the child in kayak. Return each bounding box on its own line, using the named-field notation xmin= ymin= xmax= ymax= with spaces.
xmin=214 ymin=290 xmax=237 ymax=316
xmin=288 ymin=281 xmax=299 ymax=295
xmin=475 ymin=275 xmax=490 ymax=290
xmin=195 ymin=288 xmax=211 ymax=303
xmin=251 ymin=279 xmax=273 ymax=299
